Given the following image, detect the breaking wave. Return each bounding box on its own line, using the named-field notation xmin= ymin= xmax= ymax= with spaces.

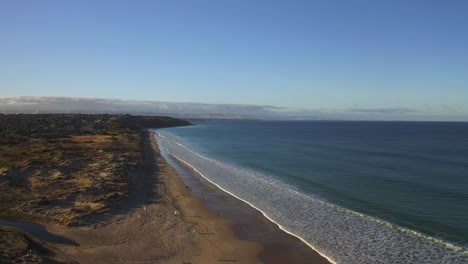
xmin=155 ymin=131 xmax=468 ymax=264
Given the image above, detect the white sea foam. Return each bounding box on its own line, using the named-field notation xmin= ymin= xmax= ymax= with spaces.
xmin=155 ymin=131 xmax=468 ymax=264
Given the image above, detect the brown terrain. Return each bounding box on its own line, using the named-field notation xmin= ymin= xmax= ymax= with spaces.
xmin=44 ymin=130 xmax=262 ymax=264
xmin=0 ymin=114 xmax=193 ymax=263
xmin=0 ymin=114 xmax=189 ymax=225
xmin=0 ymin=114 xmax=330 ymax=264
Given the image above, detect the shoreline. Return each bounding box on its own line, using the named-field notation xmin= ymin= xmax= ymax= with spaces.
xmin=155 ymin=124 xmax=468 ymax=264
xmin=2 ymin=129 xmax=331 ymax=263
xmin=158 ymin=133 xmax=332 ymax=264
xmin=42 ymin=131 xmax=262 ymax=263
xmin=168 ymin=152 xmax=334 ymax=264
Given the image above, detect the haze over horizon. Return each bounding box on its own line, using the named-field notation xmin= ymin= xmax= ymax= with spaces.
xmin=1 ymin=96 xmax=467 ymax=121
xmin=2 ymin=1 xmax=467 ymax=121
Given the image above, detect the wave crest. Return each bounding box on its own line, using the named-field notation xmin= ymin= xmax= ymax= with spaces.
xmin=155 ymin=131 xmax=468 ymax=264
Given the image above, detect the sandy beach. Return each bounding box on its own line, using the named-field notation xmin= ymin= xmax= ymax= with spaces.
xmin=32 ymin=131 xmax=330 ymax=263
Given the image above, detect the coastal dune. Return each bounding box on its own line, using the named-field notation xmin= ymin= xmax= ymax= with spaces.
xmin=46 ymin=132 xmax=263 ymax=263
xmin=42 ymin=130 xmax=331 ymax=264
xmin=0 ymin=114 xmax=331 ymax=263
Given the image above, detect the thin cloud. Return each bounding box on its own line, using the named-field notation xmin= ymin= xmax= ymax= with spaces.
xmin=0 ymin=96 xmax=287 ymax=118
xmin=1 ymin=96 xmax=465 ymax=121
xmin=349 ymin=108 xmax=417 ymax=114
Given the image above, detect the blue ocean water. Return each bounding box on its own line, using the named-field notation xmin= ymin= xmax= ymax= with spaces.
xmin=155 ymin=121 xmax=468 ymax=264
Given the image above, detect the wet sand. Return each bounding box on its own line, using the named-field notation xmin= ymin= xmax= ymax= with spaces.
xmin=39 ymin=131 xmax=330 ymax=263
xmin=166 ymin=148 xmax=331 ymax=264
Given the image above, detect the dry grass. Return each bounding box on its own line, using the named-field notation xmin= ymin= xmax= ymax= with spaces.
xmin=0 ymin=114 xmax=190 ymax=226
xmin=0 ymin=131 xmax=143 ymax=226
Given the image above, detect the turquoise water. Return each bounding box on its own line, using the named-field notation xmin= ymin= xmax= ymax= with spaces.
xmin=155 ymin=121 xmax=468 ymax=264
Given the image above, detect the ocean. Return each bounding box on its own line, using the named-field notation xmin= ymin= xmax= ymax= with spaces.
xmin=154 ymin=120 xmax=468 ymax=264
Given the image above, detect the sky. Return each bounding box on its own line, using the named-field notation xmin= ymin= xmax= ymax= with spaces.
xmin=1 ymin=0 xmax=467 ymax=120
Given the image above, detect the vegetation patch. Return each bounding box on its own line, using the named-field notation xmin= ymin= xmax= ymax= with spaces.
xmin=0 ymin=114 xmax=190 ymax=226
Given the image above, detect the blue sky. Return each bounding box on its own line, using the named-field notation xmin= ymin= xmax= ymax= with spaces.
xmin=1 ymin=0 xmax=467 ymax=120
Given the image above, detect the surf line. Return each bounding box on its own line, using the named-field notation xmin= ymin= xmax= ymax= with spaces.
xmin=157 ymin=133 xmax=468 ymax=255
xmin=168 ymin=152 xmax=338 ymax=264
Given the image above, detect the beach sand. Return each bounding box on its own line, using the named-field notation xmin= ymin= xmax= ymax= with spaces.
xmin=42 ymin=131 xmax=330 ymax=263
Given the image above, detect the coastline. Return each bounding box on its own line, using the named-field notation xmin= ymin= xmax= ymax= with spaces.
xmin=156 ymin=132 xmax=332 ymax=264
xmin=167 ymin=153 xmax=333 ymax=264
xmin=2 ymin=130 xmax=331 ymax=263
xmin=155 ymin=122 xmax=468 ymax=264
xmin=42 ymin=131 xmax=262 ymax=263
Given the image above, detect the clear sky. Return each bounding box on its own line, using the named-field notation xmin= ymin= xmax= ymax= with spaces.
xmin=1 ymin=0 xmax=467 ymax=119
